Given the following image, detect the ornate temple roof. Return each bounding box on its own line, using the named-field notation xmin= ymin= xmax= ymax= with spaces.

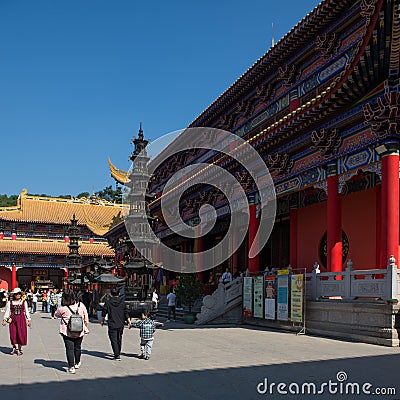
xmin=187 ymin=0 xmax=341 ymax=128
xmin=0 ymin=189 xmax=125 ymax=235
xmin=0 ymin=238 xmax=114 ymax=256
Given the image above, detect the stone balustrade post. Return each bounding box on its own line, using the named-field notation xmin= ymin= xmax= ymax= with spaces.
xmin=386 ymin=256 xmax=398 ymax=300
xmin=343 ymin=259 xmax=353 ymax=299
xmin=312 ymin=262 xmax=320 ymax=300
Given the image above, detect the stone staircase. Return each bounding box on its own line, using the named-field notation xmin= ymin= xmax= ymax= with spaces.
xmin=195 ymin=277 xmax=243 ymax=325
xmin=154 ymin=298 xmax=201 ymax=322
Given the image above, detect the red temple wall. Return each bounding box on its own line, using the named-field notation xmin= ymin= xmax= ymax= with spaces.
xmin=297 ymin=201 xmax=326 ymax=270
xmin=0 ymin=267 xmax=11 ymax=290
xmin=342 ymin=186 xmax=376 ymax=269
xmin=296 ymin=186 xmax=377 ymax=271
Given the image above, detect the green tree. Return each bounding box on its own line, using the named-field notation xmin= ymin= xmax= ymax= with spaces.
xmin=77 ymin=192 xmax=90 ymax=198
xmin=95 ymin=185 xmax=122 ymax=203
xmin=0 ymin=194 xmax=18 ymax=207
xmin=174 ymin=273 xmax=204 ymax=313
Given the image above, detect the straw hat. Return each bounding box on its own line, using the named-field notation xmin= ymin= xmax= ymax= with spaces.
xmin=10 ymin=287 xmax=22 ymax=295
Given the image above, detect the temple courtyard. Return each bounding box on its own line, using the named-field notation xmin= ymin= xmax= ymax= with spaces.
xmin=0 ymin=312 xmax=399 ymax=399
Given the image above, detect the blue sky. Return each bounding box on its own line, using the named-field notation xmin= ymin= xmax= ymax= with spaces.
xmin=0 ymin=0 xmax=321 ymax=197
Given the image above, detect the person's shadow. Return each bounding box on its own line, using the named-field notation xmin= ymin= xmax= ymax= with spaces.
xmin=81 ymin=349 xmax=114 ymax=359
xmin=34 ymin=359 xmax=66 ymax=372
xmin=0 ymin=346 xmax=11 ymax=355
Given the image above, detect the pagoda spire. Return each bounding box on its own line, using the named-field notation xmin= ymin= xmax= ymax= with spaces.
xmin=138 ymin=122 xmax=144 ymax=140
xmin=130 ymin=123 xmax=149 ymax=162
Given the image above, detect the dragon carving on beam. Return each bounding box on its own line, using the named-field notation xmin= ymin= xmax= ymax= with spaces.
xmin=267 ymin=153 xmax=294 ymax=175
xmin=360 ymin=0 xmax=377 ymax=25
xmin=363 ymin=90 xmax=400 ymax=137
xmin=278 ymin=64 xmax=301 ymax=87
xmin=255 ymin=83 xmax=276 ymax=103
xmin=316 ymin=32 xmax=342 ymax=59
xmin=311 ymin=128 xmax=342 ymax=158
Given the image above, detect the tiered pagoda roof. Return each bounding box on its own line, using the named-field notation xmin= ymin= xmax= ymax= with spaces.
xmin=0 ymin=189 xmax=125 ymax=235
xmin=0 ymin=238 xmax=113 ymax=256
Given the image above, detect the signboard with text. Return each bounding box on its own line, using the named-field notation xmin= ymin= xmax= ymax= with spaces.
xmin=290 ymin=274 xmax=304 ymax=323
xmin=243 ymin=277 xmax=253 ymax=316
xmin=277 ymin=274 xmax=289 ymax=321
xmin=264 ymin=276 xmax=276 ymax=320
xmin=253 ymin=276 xmax=264 ymax=318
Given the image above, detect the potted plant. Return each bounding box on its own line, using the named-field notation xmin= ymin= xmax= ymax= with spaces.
xmin=174 ymin=273 xmax=204 ymax=324
xmin=386 ymin=298 xmax=399 ymax=305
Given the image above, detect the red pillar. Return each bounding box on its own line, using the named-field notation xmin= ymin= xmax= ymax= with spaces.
xmin=289 ymin=208 xmax=298 ymax=267
xmin=248 ymin=195 xmax=259 ymax=274
xmin=327 ymin=164 xmax=342 ymax=272
xmin=380 ymin=142 xmax=400 ymax=265
xmin=11 ymin=265 xmax=17 ymax=290
xmin=376 ymin=185 xmax=382 ymax=268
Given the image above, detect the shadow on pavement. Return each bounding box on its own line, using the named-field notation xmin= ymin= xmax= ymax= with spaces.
xmin=81 ymin=348 xmax=141 ymax=360
xmin=81 ymin=349 xmax=114 ymax=359
xmin=0 ymin=346 xmax=11 ymax=355
xmin=34 ymin=359 xmax=66 ymax=372
xmin=2 ymin=353 xmax=399 ymax=400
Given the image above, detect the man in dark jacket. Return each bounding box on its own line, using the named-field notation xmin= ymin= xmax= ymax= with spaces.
xmin=101 ymin=288 xmax=128 ymax=360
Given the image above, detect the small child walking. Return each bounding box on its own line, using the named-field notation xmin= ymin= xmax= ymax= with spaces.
xmin=129 ymin=309 xmax=155 ymax=360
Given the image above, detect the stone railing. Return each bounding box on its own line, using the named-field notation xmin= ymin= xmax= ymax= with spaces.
xmin=195 ymin=277 xmax=243 ymax=325
xmin=306 ymin=257 xmax=400 ymax=301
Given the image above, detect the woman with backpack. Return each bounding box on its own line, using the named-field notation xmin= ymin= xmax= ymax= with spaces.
xmin=55 ymin=289 xmax=89 ymax=374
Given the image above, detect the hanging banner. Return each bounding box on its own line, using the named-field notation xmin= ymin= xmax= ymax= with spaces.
xmin=253 ymin=276 xmax=264 ymax=318
xmin=264 ymin=276 xmax=276 ymax=320
xmin=277 ymin=274 xmax=289 ymax=321
xmin=291 ymin=274 xmax=304 ymax=322
xmin=243 ymin=277 xmax=253 ymax=316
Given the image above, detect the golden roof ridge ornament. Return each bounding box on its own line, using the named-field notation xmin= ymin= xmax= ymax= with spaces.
xmin=108 ymin=157 xmax=130 ymax=185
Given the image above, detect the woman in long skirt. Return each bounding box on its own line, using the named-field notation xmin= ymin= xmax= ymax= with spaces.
xmin=2 ymin=287 xmax=31 ymax=355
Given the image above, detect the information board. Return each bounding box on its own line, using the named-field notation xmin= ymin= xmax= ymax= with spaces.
xmin=253 ymin=276 xmax=264 ymax=318
xmin=264 ymin=276 xmax=276 ymax=320
xmin=290 ymin=274 xmax=303 ymax=322
xmin=277 ymin=274 xmax=289 ymax=321
xmin=243 ymin=277 xmax=253 ymax=316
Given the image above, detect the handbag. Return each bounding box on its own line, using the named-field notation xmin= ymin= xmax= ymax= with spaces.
xmin=5 ymin=317 xmax=12 ymax=324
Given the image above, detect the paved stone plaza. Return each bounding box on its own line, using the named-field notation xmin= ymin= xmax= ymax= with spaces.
xmin=0 ymin=311 xmax=400 ymax=399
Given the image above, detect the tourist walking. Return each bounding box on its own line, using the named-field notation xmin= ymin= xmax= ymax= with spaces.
xmin=152 ymin=288 xmax=159 ymax=310
xmin=49 ymin=289 xmax=58 ymax=319
xmin=1 ymin=287 xmax=31 ymax=356
xmin=129 ymin=309 xmax=156 ymax=360
xmin=100 ymin=288 xmax=129 ymax=360
xmin=32 ymin=291 xmax=38 ymax=314
xmin=54 ymin=289 xmax=89 ymax=374
xmin=166 ymin=288 xmax=176 ymax=322
xmin=26 ymin=289 xmax=33 ymax=312
xmin=41 ymin=290 xmax=48 ymax=312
